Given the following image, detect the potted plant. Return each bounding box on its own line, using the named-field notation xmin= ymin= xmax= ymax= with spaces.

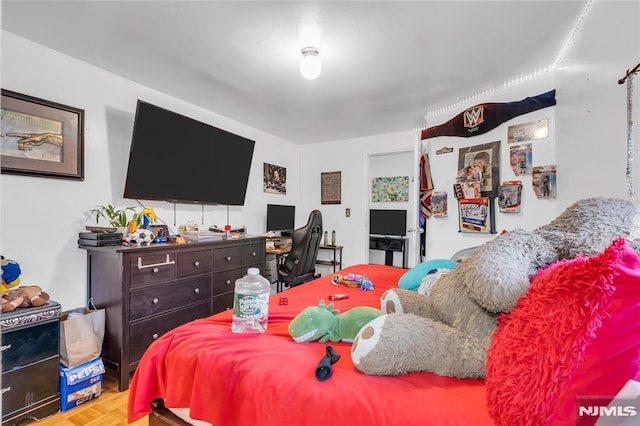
xmin=88 ymin=205 xmax=137 ymax=234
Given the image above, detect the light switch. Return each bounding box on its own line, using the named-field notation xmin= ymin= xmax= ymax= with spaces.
xmin=346 ymin=208 xmax=351 ymax=217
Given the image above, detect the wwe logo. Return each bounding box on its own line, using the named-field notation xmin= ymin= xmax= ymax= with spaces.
xmin=464 ymin=106 xmax=484 ymax=128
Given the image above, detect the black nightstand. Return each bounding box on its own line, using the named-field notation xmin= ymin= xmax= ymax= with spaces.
xmin=1 ymin=300 xmax=62 ymax=425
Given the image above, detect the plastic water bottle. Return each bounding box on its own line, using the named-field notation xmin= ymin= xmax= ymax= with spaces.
xmin=231 ymin=268 xmax=270 ymax=333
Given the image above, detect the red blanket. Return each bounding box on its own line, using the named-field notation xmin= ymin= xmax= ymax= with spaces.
xmin=128 ymin=264 xmax=492 ymax=425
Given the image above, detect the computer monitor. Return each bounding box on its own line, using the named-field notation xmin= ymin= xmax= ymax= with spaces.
xmin=369 ymin=209 xmax=407 ymax=236
xmin=266 ymin=204 xmax=295 ymax=233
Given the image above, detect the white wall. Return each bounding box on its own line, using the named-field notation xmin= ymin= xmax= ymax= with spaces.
xmin=0 ymin=32 xmax=302 ymax=310
xmin=555 ymin=0 xmax=640 ymax=212
xmin=298 ymin=131 xmax=415 ymax=270
xmin=422 ymin=74 xmax=559 ymax=259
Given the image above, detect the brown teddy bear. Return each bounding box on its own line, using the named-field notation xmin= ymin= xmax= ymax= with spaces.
xmin=0 ymin=286 xmax=50 ymax=313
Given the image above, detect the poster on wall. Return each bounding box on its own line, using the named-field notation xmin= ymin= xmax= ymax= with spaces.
xmin=263 ymin=162 xmax=286 ymax=194
xmin=507 ymin=118 xmax=549 ymax=143
xmin=498 ymin=181 xmax=523 ymax=213
xmin=457 ymin=141 xmax=500 ymax=197
xmin=430 ymin=191 xmax=448 ymax=217
xmin=459 ymin=198 xmax=491 ymax=233
xmin=532 ymin=165 xmax=557 ymax=199
xmin=509 ymin=143 xmax=532 ymax=176
xmin=321 ymin=171 xmax=342 ymax=204
xmin=371 ymin=176 xmax=409 ymax=202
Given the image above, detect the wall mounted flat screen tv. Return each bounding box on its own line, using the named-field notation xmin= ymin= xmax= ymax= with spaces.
xmin=266 ymin=204 xmax=295 ymax=233
xmin=369 ymin=209 xmax=407 ymax=236
xmin=124 ymin=100 xmax=255 ymax=205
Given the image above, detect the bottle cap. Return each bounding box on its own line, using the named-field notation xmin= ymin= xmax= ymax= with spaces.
xmin=248 ymin=268 xmax=259 ymax=275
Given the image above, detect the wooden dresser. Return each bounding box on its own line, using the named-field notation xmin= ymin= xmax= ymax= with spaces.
xmin=1 ymin=301 xmax=62 ymax=425
xmin=81 ymin=236 xmax=265 ymax=391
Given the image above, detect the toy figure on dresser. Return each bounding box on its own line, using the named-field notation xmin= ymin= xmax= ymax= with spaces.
xmin=1 ymin=285 xmax=50 ymax=312
xmin=1 ymin=256 xmax=21 ymax=293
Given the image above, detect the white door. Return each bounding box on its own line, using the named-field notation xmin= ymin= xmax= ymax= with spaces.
xmin=367 ymin=150 xmax=420 ymax=268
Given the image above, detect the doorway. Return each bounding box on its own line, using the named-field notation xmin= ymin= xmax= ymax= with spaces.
xmin=366 ymin=150 xmax=420 ymax=268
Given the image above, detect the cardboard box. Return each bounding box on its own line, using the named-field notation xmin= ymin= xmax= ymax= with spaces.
xmin=59 ymin=357 xmax=105 ymax=411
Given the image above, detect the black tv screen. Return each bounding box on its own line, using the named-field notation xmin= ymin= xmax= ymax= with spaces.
xmin=124 ymin=100 xmax=255 ymax=205
xmin=266 ymin=204 xmax=295 ymax=232
xmin=369 ymin=209 xmax=407 ymax=236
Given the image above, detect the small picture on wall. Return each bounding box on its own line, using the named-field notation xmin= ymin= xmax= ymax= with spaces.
xmin=507 ymin=118 xmax=549 ymax=144
xmin=263 ymin=162 xmax=286 ymax=194
xmin=371 ymin=176 xmax=409 ymax=202
xmin=509 ymin=143 xmax=532 ymax=176
xmin=457 ymin=141 xmax=500 ymax=197
xmin=532 ymin=165 xmax=557 ymax=199
xmin=431 ymin=191 xmax=448 ymax=217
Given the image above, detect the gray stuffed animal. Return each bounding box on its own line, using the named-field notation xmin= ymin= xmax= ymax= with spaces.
xmin=351 ymin=197 xmax=639 ymax=378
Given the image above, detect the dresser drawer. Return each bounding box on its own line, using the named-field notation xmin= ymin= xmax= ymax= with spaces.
xmin=130 ymin=253 xmax=176 ymax=287
xmin=212 ymin=267 xmax=247 ymax=295
xmin=2 ymin=320 xmax=58 ymax=372
xmin=212 ymin=291 xmax=234 ymax=314
xmin=213 ymin=246 xmax=242 ymax=271
xmin=177 ymin=249 xmax=213 ymax=278
xmin=129 ymin=275 xmax=212 ymax=321
xmin=241 ymin=243 xmax=264 ymax=266
xmin=129 ymin=301 xmax=211 ymax=363
xmin=2 ymin=356 xmax=59 ymax=418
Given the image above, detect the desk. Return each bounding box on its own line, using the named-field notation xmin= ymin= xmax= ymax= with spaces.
xmin=265 ymin=246 xmax=290 ymax=284
xmin=316 ymin=245 xmax=343 ymax=273
xmin=369 ymin=236 xmax=408 ymax=268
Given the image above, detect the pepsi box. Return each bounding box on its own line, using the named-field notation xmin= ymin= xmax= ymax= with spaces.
xmin=59 ymin=357 xmax=105 ymax=411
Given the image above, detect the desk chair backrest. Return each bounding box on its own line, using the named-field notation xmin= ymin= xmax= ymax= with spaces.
xmin=282 ymin=210 xmax=323 ymax=279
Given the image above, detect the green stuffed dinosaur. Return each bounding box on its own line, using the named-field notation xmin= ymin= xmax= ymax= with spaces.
xmin=288 ymin=300 xmax=383 ymax=343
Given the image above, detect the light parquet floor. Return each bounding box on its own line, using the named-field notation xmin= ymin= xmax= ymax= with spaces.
xmin=32 ymin=371 xmax=147 ymax=426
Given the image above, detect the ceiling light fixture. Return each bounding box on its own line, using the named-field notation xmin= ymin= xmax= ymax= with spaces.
xmin=300 ymin=47 xmax=321 ymax=80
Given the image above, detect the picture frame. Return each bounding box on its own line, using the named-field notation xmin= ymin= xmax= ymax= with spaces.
xmin=263 ymin=162 xmax=287 ymax=194
xmin=1 ymin=89 xmax=84 ymax=180
xmin=321 ymin=171 xmax=341 ymax=205
xmin=457 ymin=141 xmax=500 ymax=197
xmin=371 ymin=176 xmax=409 ymax=202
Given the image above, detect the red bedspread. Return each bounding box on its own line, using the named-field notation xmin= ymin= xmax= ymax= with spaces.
xmin=128 ymin=264 xmax=492 ymax=425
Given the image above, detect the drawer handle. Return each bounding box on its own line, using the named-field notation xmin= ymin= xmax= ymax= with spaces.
xmin=225 ymin=256 xmax=232 ymax=261
xmin=152 ymin=298 xmax=159 ymax=304
xmin=152 ymin=333 xmax=159 ymax=340
xmin=194 ymin=288 xmax=200 ymax=294
xmin=226 ymin=280 xmax=231 ymax=285
xmin=152 ymin=267 xmax=159 ymax=274
xmin=251 ymin=252 xmax=256 ymax=257
xmin=1 ymin=344 xmax=11 ymax=352
xmin=194 ymin=261 xmax=200 ymax=267
xmin=137 ymin=254 xmax=175 ymax=270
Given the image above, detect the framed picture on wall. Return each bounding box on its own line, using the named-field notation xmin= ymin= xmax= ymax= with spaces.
xmin=457 ymin=141 xmax=500 ymax=197
xmin=1 ymin=89 xmax=84 ymax=180
xmin=321 ymin=171 xmax=341 ymax=204
xmin=263 ymin=162 xmax=287 ymax=194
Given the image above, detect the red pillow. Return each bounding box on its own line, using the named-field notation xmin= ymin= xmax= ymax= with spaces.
xmin=486 ymin=239 xmax=640 ymax=426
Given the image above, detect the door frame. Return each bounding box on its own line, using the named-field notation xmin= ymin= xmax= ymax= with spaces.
xmin=364 ymin=146 xmax=421 ymax=268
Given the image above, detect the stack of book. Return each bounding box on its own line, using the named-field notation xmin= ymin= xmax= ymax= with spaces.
xmin=180 ymin=230 xmax=224 ymax=243
xmin=78 ymin=232 xmax=123 ymax=247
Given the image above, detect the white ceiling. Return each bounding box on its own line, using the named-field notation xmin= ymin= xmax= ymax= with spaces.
xmin=2 ymin=1 xmax=587 ymax=144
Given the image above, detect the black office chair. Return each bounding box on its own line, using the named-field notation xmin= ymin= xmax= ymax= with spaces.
xmin=277 ymin=210 xmax=323 ymax=292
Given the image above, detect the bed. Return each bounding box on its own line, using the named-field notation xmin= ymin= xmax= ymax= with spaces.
xmin=127 ymin=264 xmax=493 ymax=425
xmin=128 ymin=238 xmax=640 ymax=426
